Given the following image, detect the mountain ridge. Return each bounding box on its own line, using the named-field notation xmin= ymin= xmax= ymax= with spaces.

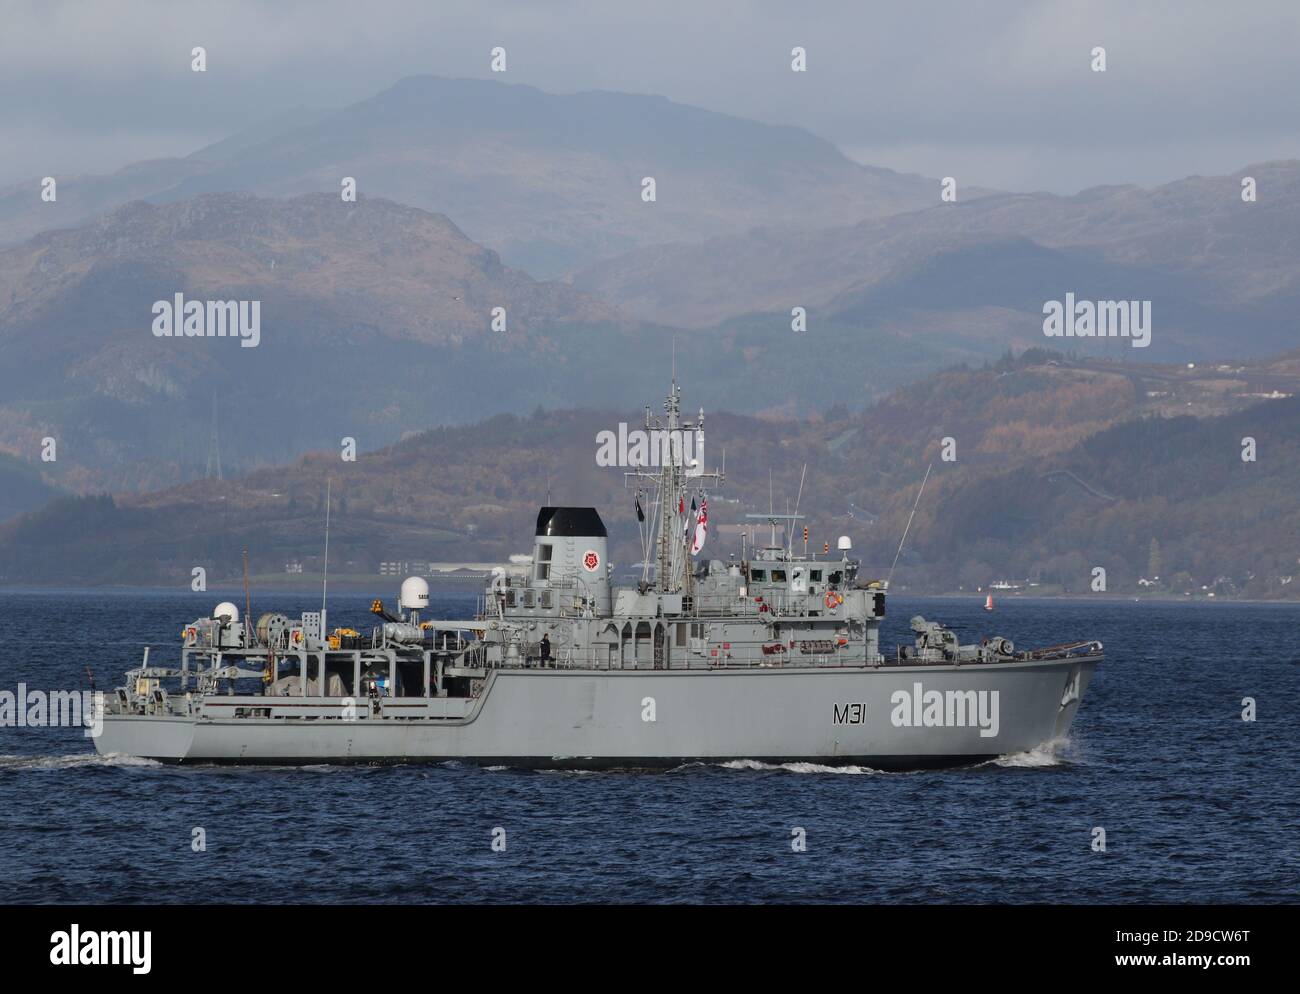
xmin=3 ymin=350 xmax=1297 ymax=598
xmin=572 ymin=159 xmax=1300 ymax=361
xmin=0 ymin=75 xmax=953 ymax=277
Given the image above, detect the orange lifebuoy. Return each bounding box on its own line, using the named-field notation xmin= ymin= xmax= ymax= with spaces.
xmin=824 ymin=591 xmax=843 ymax=610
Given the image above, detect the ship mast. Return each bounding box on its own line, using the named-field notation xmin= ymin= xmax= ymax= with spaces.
xmin=625 ymin=378 xmax=724 ymax=595
xmin=655 ymin=382 xmax=681 ymax=591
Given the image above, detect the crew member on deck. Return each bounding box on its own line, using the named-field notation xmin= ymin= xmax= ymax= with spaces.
xmin=540 ymin=633 xmax=552 ymax=667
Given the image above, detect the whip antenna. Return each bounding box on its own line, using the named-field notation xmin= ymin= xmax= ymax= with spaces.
xmin=888 ymin=461 xmax=932 ymax=588
xmin=787 ymin=462 xmax=807 ymax=555
xmin=320 ymin=478 xmax=331 ymax=639
xmin=242 ymin=549 xmax=252 ymax=649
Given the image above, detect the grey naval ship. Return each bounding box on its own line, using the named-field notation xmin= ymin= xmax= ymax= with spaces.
xmin=95 ymin=381 xmax=1103 ymax=768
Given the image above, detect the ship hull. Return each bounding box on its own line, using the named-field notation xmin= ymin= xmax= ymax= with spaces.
xmin=93 ymin=656 xmax=1098 ymax=768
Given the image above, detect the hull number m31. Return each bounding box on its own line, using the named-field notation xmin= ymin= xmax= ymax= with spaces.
xmin=833 ymin=702 xmax=866 ymax=725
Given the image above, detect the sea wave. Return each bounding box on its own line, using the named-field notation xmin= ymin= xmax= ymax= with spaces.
xmin=989 ymin=738 xmax=1074 ymax=768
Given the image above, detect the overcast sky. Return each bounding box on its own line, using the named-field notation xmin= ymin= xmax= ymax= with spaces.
xmin=3 ymin=0 xmax=1298 ymax=192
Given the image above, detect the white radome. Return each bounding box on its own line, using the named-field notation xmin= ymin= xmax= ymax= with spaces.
xmin=400 ymin=576 xmax=430 ymax=610
xmin=837 ymin=535 xmax=853 ymax=551
xmin=213 ymin=601 xmax=240 ymax=623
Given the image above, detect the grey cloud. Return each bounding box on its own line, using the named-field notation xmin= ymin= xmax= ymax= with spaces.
xmin=1 ymin=0 xmax=1297 ymax=191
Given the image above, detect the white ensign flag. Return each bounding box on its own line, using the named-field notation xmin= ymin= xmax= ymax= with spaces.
xmin=691 ymin=497 xmax=709 ymax=555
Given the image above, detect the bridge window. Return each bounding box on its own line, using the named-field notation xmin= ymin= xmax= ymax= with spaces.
xmin=771 ymin=569 xmax=787 ymax=583
xmin=750 ymin=569 xmax=766 ymax=582
xmin=810 ymin=570 xmax=822 ymax=582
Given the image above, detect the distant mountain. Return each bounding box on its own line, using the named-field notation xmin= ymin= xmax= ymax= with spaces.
xmin=916 ymin=398 xmax=1300 ymax=599
xmin=1 ymin=189 xmax=977 ymax=492
xmin=572 ymin=160 xmax=1300 ymax=362
xmin=0 ymin=192 xmax=623 ymax=491
xmin=2 ymin=350 xmax=1297 ymax=598
xmin=0 ymin=76 xmax=950 ymax=277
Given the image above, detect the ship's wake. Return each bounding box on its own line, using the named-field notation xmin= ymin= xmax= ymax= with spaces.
xmin=701 ymin=743 xmax=1080 ymax=774
xmin=0 ymin=752 xmax=162 ymax=770
xmin=716 ymin=759 xmax=888 ymax=775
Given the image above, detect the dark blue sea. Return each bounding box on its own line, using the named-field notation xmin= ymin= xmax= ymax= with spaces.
xmin=1 ymin=590 xmax=1296 ymax=904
